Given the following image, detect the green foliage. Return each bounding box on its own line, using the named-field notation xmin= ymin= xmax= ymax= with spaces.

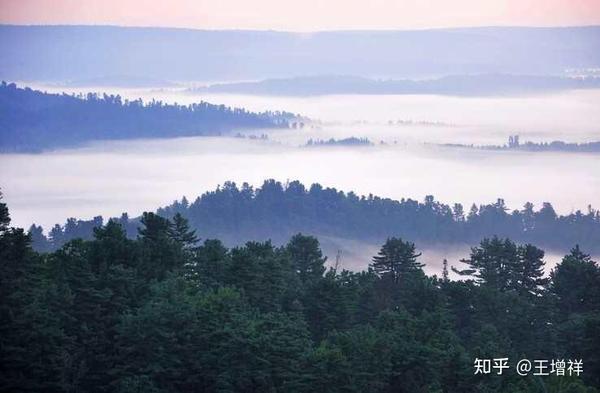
xmin=286 ymin=233 xmax=326 ymax=283
xmin=550 ymin=246 xmax=600 ymax=316
xmin=30 ymin=180 xmax=600 ymax=255
xmin=168 ymin=213 xmax=199 ymax=249
xmin=371 ymin=237 xmax=423 ymax=283
xmin=0 ymin=227 xmax=65 ymax=392
xmin=2 ymin=199 xmax=600 ymax=392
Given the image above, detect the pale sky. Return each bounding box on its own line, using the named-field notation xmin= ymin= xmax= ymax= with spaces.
xmin=1 ymin=0 xmax=600 ymax=31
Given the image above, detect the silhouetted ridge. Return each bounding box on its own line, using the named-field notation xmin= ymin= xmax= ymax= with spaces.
xmin=0 ymin=82 xmax=297 ymax=151
xmin=193 ymin=74 xmax=600 ymax=96
xmin=441 ymin=135 xmax=600 ymax=153
xmin=2 ymin=25 xmax=600 ymax=81
xmin=30 ymin=180 xmax=600 ymax=254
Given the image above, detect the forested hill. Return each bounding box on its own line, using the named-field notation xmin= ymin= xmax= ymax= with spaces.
xmin=0 ymin=82 xmax=295 ymax=151
xmin=31 ymin=180 xmax=600 ymax=255
xmin=3 ymin=193 xmax=600 ymax=392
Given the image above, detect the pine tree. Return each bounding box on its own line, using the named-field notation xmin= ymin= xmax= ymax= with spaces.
xmin=0 ymin=191 xmax=9 ymax=232
xmin=455 ymin=237 xmax=518 ymax=291
xmin=48 ymin=224 xmax=64 ymax=249
xmin=550 ymin=246 xmax=600 ymax=387
xmin=286 ymin=233 xmax=326 ymax=283
xmin=0 ymin=197 xmax=65 ymax=392
xmin=188 ymin=239 xmax=229 ymax=288
xmin=168 ymin=212 xmax=198 ymax=248
xmin=138 ymin=212 xmax=184 ymax=280
xmin=550 ymin=245 xmax=600 ymax=315
xmin=28 ymin=224 xmax=51 ymax=252
xmin=442 ymin=259 xmax=449 ymax=283
xmin=138 ymin=212 xmax=171 ymax=241
xmin=371 ymin=237 xmax=423 ymax=283
xmin=514 ymin=244 xmax=548 ymax=295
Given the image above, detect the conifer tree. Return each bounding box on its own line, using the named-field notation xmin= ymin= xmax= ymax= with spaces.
xmin=138 ymin=212 xmax=184 ymax=280
xmin=442 ymin=258 xmax=449 ymax=283
xmin=455 ymin=237 xmax=518 ymax=291
xmin=550 ymin=245 xmax=600 ymax=315
xmin=286 ymin=233 xmax=326 ymax=283
xmin=371 ymin=237 xmax=423 ymax=283
xmin=168 ymin=212 xmax=198 ymax=248
xmin=0 ymin=191 xmax=9 ymax=232
xmin=514 ymin=244 xmax=548 ymax=295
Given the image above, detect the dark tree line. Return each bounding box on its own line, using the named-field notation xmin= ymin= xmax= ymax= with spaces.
xmin=0 ymin=82 xmax=296 ymax=151
xmin=31 ymin=180 xmax=600 ymax=255
xmin=443 ymin=136 xmax=600 ymax=153
xmin=305 ymin=137 xmax=373 ymax=147
xmin=2 ymin=193 xmax=600 ymax=392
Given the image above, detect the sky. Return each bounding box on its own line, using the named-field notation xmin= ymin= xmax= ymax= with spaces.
xmin=1 ymin=0 xmax=600 ymax=31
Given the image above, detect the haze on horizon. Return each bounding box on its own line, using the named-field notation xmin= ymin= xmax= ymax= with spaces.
xmin=1 ymin=0 xmax=600 ymax=31
xmin=1 ymin=0 xmax=599 ymax=269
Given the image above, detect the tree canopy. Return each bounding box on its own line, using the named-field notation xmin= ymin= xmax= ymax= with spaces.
xmin=31 ymin=180 xmax=600 ymax=255
xmin=2 ymin=196 xmax=600 ymax=392
xmin=0 ymin=82 xmax=296 ymax=152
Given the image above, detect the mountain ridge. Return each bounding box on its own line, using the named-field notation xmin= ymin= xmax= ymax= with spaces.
xmin=2 ymin=25 xmax=599 ymax=81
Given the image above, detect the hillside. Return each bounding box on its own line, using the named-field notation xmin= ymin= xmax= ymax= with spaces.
xmin=30 ymin=180 xmax=600 ymax=255
xmin=0 ymin=82 xmax=295 ymax=151
xmin=3 ymin=192 xmax=600 ymax=392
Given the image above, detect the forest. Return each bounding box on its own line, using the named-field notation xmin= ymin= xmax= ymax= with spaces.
xmin=442 ymin=136 xmax=600 ymax=153
xmin=305 ymin=137 xmax=373 ymax=147
xmin=0 ymin=82 xmax=295 ymax=152
xmin=30 ymin=180 xmax=600 ymax=255
xmin=2 ymin=192 xmax=599 ymax=392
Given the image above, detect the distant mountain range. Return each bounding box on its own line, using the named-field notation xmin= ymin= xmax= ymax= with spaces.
xmin=1 ymin=25 xmax=599 ymax=82
xmin=191 ymin=74 xmax=600 ymax=96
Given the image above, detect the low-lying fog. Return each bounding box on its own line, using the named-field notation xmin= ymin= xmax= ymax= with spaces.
xmin=3 ymin=135 xmax=598 ymax=228
xmin=1 ymin=86 xmax=599 ymax=272
xmin=30 ymin=84 xmax=600 ymax=144
xmin=316 ymin=237 xmax=569 ymax=279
